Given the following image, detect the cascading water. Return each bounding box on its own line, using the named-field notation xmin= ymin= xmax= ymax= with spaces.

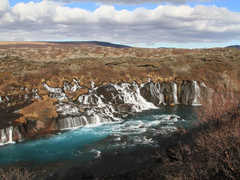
xmin=63 ymin=79 xmax=82 ymax=93
xmin=113 ymin=82 xmax=157 ymax=112
xmin=0 ymin=129 xmax=7 ymax=145
xmin=172 ymin=83 xmax=179 ymax=104
xmin=57 ymin=82 xmax=158 ymax=130
xmin=48 ymin=80 xmax=207 ymax=130
xmin=192 ymin=81 xmax=201 ymax=106
xmin=0 ymin=126 xmax=15 ymax=146
xmin=0 ymin=105 xmax=200 ymax=166
xmin=0 ymin=79 xmax=208 ymax=145
xmin=156 ymin=83 xmax=165 ymax=105
xmin=0 ymin=78 xmax=207 ymax=166
xmin=140 ymin=82 xmax=165 ymax=106
xmin=58 ymin=116 xmax=89 ymax=130
xmin=32 ymin=89 xmax=41 ymax=99
xmin=43 ymin=83 xmax=68 ymax=101
xmin=7 ymin=126 xmax=13 ymax=144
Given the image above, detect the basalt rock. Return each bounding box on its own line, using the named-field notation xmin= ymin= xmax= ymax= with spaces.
xmin=140 ymin=80 xmax=209 ymax=106
xmin=96 ymin=84 xmax=123 ymax=104
xmin=140 ymin=82 xmax=164 ymax=106
xmin=0 ymin=79 xmax=211 ymax=146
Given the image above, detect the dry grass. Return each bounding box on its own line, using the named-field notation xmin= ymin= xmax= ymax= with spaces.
xmin=160 ymin=89 xmax=240 ymax=179
xmin=0 ymin=168 xmax=35 ymax=180
xmin=98 ymin=89 xmax=240 ymax=180
xmin=0 ymin=44 xmax=240 ymax=98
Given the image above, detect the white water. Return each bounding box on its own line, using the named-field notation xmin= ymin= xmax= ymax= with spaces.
xmin=37 ymin=80 xmax=204 ymax=131
xmin=32 ymin=89 xmax=41 ymax=99
xmin=147 ymin=82 xmax=165 ymax=105
xmin=172 ymin=83 xmax=179 ymax=104
xmin=113 ymin=82 xmax=157 ymax=112
xmin=192 ymin=81 xmax=202 ymax=106
xmin=0 ymin=129 xmax=7 ymax=145
xmin=8 ymin=127 xmax=13 ymax=144
xmin=0 ymin=105 xmax=200 ymax=166
xmin=0 ymin=126 xmax=15 ymax=146
xmin=156 ymin=83 xmax=165 ymax=105
xmin=58 ymin=82 xmax=157 ymax=131
xmin=57 ymin=81 xmax=206 ymax=130
xmin=43 ymin=83 xmax=68 ymax=101
xmin=63 ymin=79 xmax=82 ymax=93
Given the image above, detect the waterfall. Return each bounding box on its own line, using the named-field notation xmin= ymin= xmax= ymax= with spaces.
xmin=63 ymin=79 xmax=82 ymax=93
xmin=58 ymin=116 xmax=89 ymax=130
xmin=172 ymin=83 xmax=179 ymax=104
xmin=54 ymin=80 xmax=206 ymax=131
xmin=43 ymin=83 xmax=68 ymax=101
xmin=59 ymin=82 xmax=157 ymax=130
xmin=32 ymin=89 xmax=41 ymax=99
xmin=79 ymin=82 xmax=157 ymax=112
xmin=192 ymin=81 xmax=201 ymax=106
xmin=113 ymin=83 xmax=157 ymax=112
xmin=0 ymin=96 xmax=2 ymax=103
xmin=147 ymin=82 xmax=165 ymax=105
xmin=0 ymin=129 xmax=7 ymax=145
xmin=57 ymin=101 xmax=117 ymax=130
xmin=78 ymin=94 xmax=105 ymax=107
xmin=0 ymin=126 xmax=15 ymax=146
xmin=71 ymin=79 xmax=81 ymax=92
xmin=135 ymin=83 xmax=158 ymax=111
xmin=7 ymin=127 xmax=14 ymax=144
xmin=91 ymin=81 xmax=95 ymax=89
xmin=156 ymin=83 xmax=165 ymax=105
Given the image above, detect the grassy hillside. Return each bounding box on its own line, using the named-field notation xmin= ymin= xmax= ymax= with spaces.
xmin=0 ymin=43 xmax=240 ymax=97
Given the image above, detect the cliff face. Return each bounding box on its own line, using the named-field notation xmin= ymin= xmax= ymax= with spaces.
xmin=0 ymin=79 xmax=212 ymax=145
xmin=0 ymin=43 xmax=239 ymax=145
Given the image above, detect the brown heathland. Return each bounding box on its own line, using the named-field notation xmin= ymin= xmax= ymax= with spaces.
xmin=0 ymin=42 xmax=240 ymax=97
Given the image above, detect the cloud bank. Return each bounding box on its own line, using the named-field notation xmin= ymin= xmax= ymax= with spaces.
xmin=0 ymin=0 xmax=9 ymax=12
xmin=48 ymin=0 xmax=211 ymax=4
xmin=0 ymin=0 xmax=240 ymax=46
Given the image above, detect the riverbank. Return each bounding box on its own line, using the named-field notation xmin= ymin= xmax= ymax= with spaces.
xmin=0 ymin=43 xmax=240 ymax=179
xmin=0 ymin=100 xmax=239 ymax=180
xmin=1 ymin=104 xmax=240 ymax=180
xmin=0 ymin=43 xmax=240 ymax=147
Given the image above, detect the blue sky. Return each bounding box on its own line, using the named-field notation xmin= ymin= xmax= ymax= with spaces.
xmin=1 ymin=0 xmax=240 ymax=48
xmin=9 ymin=0 xmax=240 ymax=12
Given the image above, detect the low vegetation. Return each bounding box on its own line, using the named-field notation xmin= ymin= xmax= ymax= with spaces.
xmin=0 ymin=43 xmax=240 ymax=179
xmin=0 ymin=43 xmax=240 ymax=97
xmin=101 ymin=91 xmax=240 ymax=180
xmin=1 ymin=90 xmax=240 ymax=180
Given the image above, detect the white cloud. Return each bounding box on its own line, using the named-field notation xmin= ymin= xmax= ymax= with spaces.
xmin=0 ymin=0 xmax=9 ymax=12
xmin=0 ymin=0 xmax=240 ymax=46
xmin=48 ymin=0 xmax=212 ymax=5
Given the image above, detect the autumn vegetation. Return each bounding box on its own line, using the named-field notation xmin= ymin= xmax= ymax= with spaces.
xmin=0 ymin=43 xmax=240 ymax=98
xmin=0 ymin=84 xmax=239 ymax=180
xmin=0 ymin=43 xmax=240 ymax=179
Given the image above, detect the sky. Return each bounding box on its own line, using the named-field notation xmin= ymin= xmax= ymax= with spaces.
xmin=0 ymin=0 xmax=239 ymax=48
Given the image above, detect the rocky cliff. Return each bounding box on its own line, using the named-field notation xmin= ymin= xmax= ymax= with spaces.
xmin=0 ymin=79 xmax=213 ymax=145
xmin=0 ymin=42 xmax=239 ymax=145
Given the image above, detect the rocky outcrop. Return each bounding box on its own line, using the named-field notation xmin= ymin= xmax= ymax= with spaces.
xmin=140 ymin=80 xmax=209 ymax=106
xmin=0 ymin=79 xmax=212 ymax=146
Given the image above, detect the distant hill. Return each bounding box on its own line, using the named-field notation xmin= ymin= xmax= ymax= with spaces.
xmin=51 ymin=41 xmax=131 ymax=48
xmin=0 ymin=41 xmax=131 ymax=48
xmin=226 ymin=45 xmax=240 ymax=49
